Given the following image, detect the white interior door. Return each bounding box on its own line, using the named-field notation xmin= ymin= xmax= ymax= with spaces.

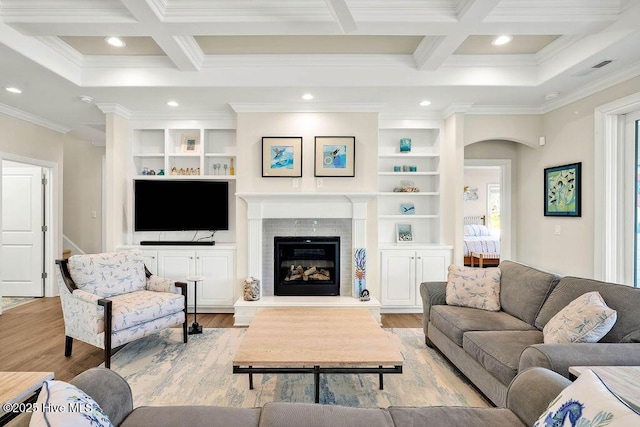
xmin=1 ymin=165 xmax=44 ymax=297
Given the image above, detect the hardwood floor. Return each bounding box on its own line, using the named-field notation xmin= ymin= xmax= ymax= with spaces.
xmin=0 ymin=297 xmax=423 ymax=382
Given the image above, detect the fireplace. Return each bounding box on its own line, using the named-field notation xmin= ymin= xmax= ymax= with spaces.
xmin=274 ymin=236 xmax=340 ymax=296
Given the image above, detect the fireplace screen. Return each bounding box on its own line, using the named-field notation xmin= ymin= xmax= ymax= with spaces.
xmin=274 ymin=236 xmax=340 ymax=296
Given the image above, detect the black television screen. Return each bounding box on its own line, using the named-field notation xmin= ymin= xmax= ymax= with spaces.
xmin=134 ymin=180 xmax=229 ymax=231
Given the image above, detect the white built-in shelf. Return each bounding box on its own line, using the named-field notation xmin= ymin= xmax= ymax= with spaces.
xmin=378 ymin=153 xmax=439 ymax=158
xmin=377 ymin=192 xmax=439 ymax=196
xmin=379 ymin=214 xmax=439 ymax=219
xmin=378 ymin=172 xmax=439 ymax=176
xmin=134 ymin=175 xmax=236 ymax=180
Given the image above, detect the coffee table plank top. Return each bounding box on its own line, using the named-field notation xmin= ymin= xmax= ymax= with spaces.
xmin=233 ymin=307 xmax=403 ymax=367
xmin=0 ymin=372 xmax=54 ymax=411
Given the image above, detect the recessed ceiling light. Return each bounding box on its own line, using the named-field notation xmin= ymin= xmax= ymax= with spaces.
xmin=79 ymin=95 xmax=93 ymax=104
xmin=105 ymin=37 xmax=126 ymax=48
xmin=545 ymin=92 xmax=559 ymax=100
xmin=492 ymin=35 xmax=513 ymax=46
xmin=419 ymin=100 xmax=431 ymax=106
xmin=5 ymin=87 xmax=22 ymax=94
xmin=302 ymin=93 xmax=314 ymax=100
xmin=167 ymin=101 xmax=179 ymax=107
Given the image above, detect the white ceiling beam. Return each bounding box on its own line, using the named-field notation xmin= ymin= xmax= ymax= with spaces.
xmin=118 ymin=0 xmax=163 ymax=23
xmin=324 ymin=0 xmax=357 ymax=34
xmin=414 ymin=0 xmax=500 ymax=71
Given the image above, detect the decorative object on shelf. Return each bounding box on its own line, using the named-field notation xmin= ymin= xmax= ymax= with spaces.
xmin=149 ymin=169 xmax=156 ymax=175
xmin=243 ymin=277 xmax=260 ymax=301
xmin=142 ymin=167 xmax=149 ymax=175
xmin=544 ymin=162 xmax=581 ymax=217
xmin=463 ymin=186 xmax=478 ymax=200
xmin=400 ymin=138 xmax=412 ymax=153
xmin=394 ymin=180 xmax=420 ymax=192
xmin=230 ymin=158 xmax=235 ymax=175
xmin=400 ymin=203 xmax=415 ymax=215
xmin=314 ymin=136 xmax=355 ymax=177
xmin=171 ymin=167 xmax=178 ymax=175
xmin=393 ymin=166 xmax=401 ymax=172
xmin=157 ymin=169 xmax=164 ymax=176
xmin=409 ymin=166 xmax=417 ymax=172
xmin=224 ymin=164 xmax=228 ymax=175
xmin=354 ymin=248 xmax=366 ymax=299
xmin=262 ymin=136 xmax=303 ymax=177
xmin=402 ymin=165 xmax=410 ymax=172
xmin=179 ymin=168 xmax=186 ymax=175
xmin=359 ymin=288 xmax=370 ymax=302
xmin=396 ymin=223 xmax=413 ymax=243
xmin=180 ymin=134 xmax=200 ymax=153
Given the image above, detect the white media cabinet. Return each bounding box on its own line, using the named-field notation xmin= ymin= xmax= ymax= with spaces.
xmin=120 ymin=245 xmax=236 ymax=313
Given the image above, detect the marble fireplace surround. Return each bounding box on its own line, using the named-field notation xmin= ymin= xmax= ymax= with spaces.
xmin=234 ymin=193 xmax=380 ymax=326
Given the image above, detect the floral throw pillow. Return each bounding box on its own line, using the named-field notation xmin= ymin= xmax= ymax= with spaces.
xmin=445 ymin=265 xmax=501 ymax=311
xmin=29 ymin=380 xmax=113 ymax=427
xmin=543 ymin=291 xmax=617 ymax=344
xmin=533 ymin=369 xmax=639 ymax=427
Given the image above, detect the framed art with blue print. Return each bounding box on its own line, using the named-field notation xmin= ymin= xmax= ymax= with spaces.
xmin=314 ymin=136 xmax=355 ymax=177
xmin=544 ymin=162 xmax=581 ymax=217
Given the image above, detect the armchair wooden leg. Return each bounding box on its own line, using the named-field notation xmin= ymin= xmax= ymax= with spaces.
xmin=65 ymin=336 xmax=73 ymax=357
xmin=104 ymin=346 xmax=111 ymax=369
xmin=183 ymin=319 xmax=188 ymax=343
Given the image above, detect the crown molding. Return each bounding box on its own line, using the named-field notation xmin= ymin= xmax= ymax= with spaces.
xmin=542 ymin=60 xmax=640 ymax=114
xmin=82 ymin=55 xmax=173 ymax=68
xmin=35 ymin=36 xmax=83 ymax=67
xmin=467 ymin=105 xmax=544 ymax=115
xmin=0 ymin=103 xmax=70 ymax=133
xmin=95 ymin=103 xmax=132 ymax=118
xmin=202 ymin=54 xmax=414 ymax=69
xmin=229 ymin=103 xmax=385 ymax=113
xmin=173 ymin=35 xmax=204 ymax=70
xmin=442 ymin=103 xmax=474 ymax=118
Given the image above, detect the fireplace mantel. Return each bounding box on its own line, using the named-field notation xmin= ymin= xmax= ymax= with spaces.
xmin=236 ymin=192 xmax=376 ymax=220
xmin=234 ymin=192 xmax=380 ymax=325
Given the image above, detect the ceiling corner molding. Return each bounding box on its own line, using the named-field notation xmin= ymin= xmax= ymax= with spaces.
xmin=541 ymin=61 xmax=640 ymax=114
xmin=95 ymin=103 xmax=132 ymax=119
xmin=173 ymin=35 xmax=204 ymax=70
xmin=229 ymin=103 xmax=385 ymax=113
xmin=442 ymin=103 xmax=474 ymax=118
xmin=0 ymin=103 xmax=70 ymax=133
xmin=324 ymin=0 xmax=357 ymax=34
xmin=467 ymin=105 xmax=544 ymax=115
xmin=35 ymin=36 xmax=83 ymax=67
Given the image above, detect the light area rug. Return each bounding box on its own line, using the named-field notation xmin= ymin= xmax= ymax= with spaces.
xmin=109 ymin=328 xmax=489 ymax=409
xmin=1 ymin=297 xmax=36 ymax=311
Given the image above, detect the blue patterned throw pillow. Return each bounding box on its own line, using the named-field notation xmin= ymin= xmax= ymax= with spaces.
xmin=29 ymin=380 xmax=113 ymax=427
xmin=533 ymin=369 xmax=639 ymax=427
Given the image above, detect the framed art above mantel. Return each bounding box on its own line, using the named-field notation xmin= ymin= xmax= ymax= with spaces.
xmin=314 ymin=136 xmax=355 ymax=177
xmin=262 ymin=136 xmax=303 ymax=178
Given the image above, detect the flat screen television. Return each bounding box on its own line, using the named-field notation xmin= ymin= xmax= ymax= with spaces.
xmin=134 ymin=180 xmax=229 ymax=231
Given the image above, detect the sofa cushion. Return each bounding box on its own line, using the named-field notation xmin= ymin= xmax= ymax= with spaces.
xmin=498 ymin=260 xmax=561 ymax=326
xmin=388 ymin=406 xmax=525 ymax=427
xmin=463 ymin=330 xmax=543 ymax=386
xmin=121 ymin=406 xmax=261 ymax=427
xmin=533 ymin=369 xmax=640 ymax=427
xmin=543 ymin=291 xmax=617 ymax=344
xmin=430 ymin=305 xmax=536 ymax=347
xmin=69 ymin=250 xmax=146 ymax=297
xmin=109 ymin=290 xmax=184 ymax=332
xmin=258 ymin=402 xmax=394 ymax=427
xmin=535 ymin=277 xmax=640 ymax=343
xmin=445 ymin=265 xmax=501 ymax=311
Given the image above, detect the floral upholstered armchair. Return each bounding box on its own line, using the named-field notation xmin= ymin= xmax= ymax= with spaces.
xmin=55 ymin=250 xmax=187 ymax=368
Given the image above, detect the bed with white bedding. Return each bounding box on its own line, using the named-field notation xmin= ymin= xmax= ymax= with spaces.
xmin=463 ymin=218 xmax=500 ymax=266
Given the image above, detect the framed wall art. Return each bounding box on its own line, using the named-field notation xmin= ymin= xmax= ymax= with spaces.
xmin=396 ymin=223 xmax=413 ymax=243
xmin=544 ymin=162 xmax=581 ymax=217
xmin=314 ymin=136 xmax=355 ymax=177
xmin=180 ymin=134 xmax=200 ymax=153
xmin=262 ymin=137 xmax=303 ymax=177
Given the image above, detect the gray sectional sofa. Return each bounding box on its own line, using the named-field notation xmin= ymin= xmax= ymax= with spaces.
xmin=66 ymin=366 xmax=570 ymax=427
xmin=420 ymin=260 xmax=640 ymax=407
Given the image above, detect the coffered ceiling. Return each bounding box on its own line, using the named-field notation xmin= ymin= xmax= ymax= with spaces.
xmin=0 ymin=0 xmax=639 ymax=143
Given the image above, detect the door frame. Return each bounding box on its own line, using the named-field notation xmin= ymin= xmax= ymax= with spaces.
xmin=0 ymin=153 xmax=57 ymax=298
xmin=464 ymin=159 xmax=513 ymax=262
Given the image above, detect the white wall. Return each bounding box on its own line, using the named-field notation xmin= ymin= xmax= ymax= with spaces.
xmin=235 ymin=112 xmax=380 ymax=295
xmin=462 ymin=167 xmax=500 ymax=218
xmin=63 ymin=139 xmax=105 ymax=254
xmin=517 ymin=76 xmax=640 ymax=278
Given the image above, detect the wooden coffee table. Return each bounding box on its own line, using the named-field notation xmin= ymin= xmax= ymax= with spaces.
xmin=0 ymin=371 xmax=54 ymax=425
xmin=232 ymin=307 xmax=403 ymax=403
